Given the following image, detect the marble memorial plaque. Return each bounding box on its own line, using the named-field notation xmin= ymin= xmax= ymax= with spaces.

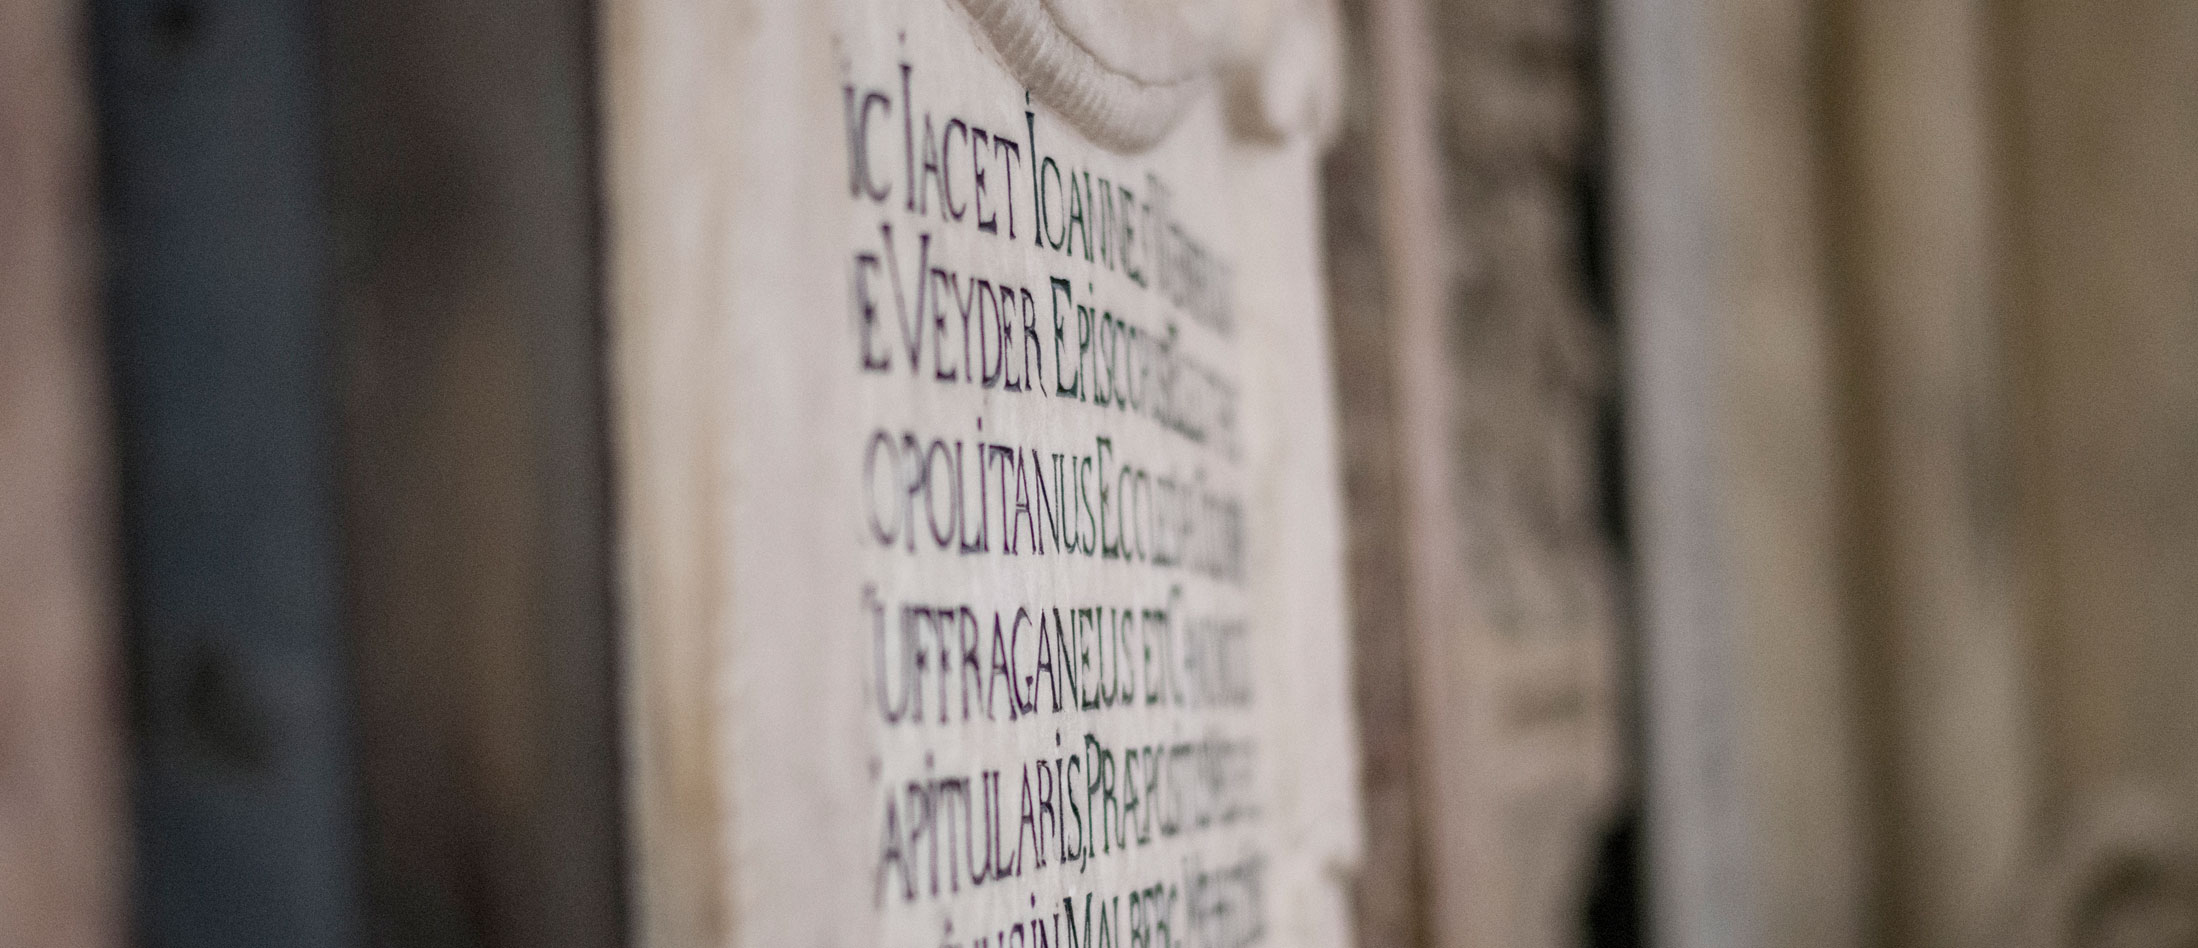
xmin=603 ymin=1 xmax=1358 ymax=946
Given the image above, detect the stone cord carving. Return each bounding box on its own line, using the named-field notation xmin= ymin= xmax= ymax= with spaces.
xmin=950 ymin=0 xmax=1338 ymax=150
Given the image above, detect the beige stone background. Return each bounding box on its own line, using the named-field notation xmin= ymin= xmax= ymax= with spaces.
xmin=4 ymin=0 xmax=2198 ymax=946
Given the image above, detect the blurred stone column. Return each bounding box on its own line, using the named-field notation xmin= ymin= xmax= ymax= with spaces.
xmin=0 ymin=2 xmax=126 ymax=946
xmin=1819 ymin=0 xmax=2037 ymax=943
xmin=1604 ymin=0 xmax=1872 ymax=943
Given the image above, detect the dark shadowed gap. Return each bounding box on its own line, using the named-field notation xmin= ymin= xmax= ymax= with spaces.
xmin=1577 ymin=0 xmax=1649 ymax=942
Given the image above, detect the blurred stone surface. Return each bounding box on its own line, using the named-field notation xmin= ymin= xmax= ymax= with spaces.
xmin=1610 ymin=0 xmax=2198 ymax=945
xmin=1325 ymin=1 xmax=1625 ymax=947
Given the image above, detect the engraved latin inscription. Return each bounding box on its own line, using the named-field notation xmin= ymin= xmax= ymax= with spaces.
xmin=843 ymin=19 xmax=1268 ymax=948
